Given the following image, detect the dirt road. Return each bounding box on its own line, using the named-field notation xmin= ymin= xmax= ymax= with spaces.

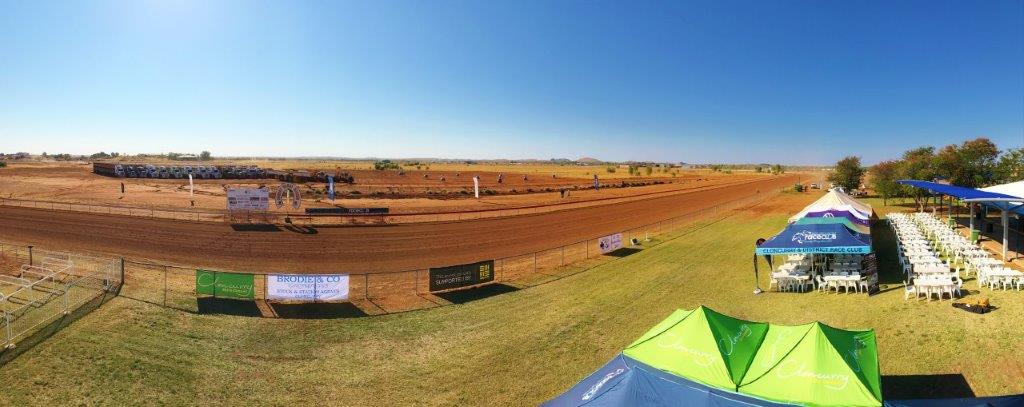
xmin=0 ymin=174 xmax=800 ymax=273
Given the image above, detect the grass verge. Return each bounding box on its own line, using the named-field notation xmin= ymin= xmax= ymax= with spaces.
xmin=0 ymin=193 xmax=1021 ymax=405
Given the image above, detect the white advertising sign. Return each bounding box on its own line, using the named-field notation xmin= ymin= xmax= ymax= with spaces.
xmin=598 ymin=233 xmax=623 ymax=254
xmin=267 ymin=274 xmax=349 ymax=302
xmin=226 ymin=188 xmax=269 ymax=211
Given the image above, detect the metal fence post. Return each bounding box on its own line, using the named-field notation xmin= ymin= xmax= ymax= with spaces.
xmin=163 ymin=265 xmax=168 ymax=307
xmin=63 ymin=284 xmax=70 ymax=314
xmin=4 ymin=313 xmax=12 ymax=349
xmin=364 ymin=274 xmax=369 ymax=299
xmin=28 ymin=245 xmax=34 ymax=266
xmin=533 ymin=252 xmax=538 ymax=274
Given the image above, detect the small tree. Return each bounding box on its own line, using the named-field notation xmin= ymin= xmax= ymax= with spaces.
xmin=645 ymin=166 xmax=653 ymax=176
xmin=0 ymin=161 xmax=6 ymax=168
xmin=870 ymin=160 xmax=901 ymax=205
xmin=200 ymin=151 xmax=212 ymax=161
xmin=900 ymin=146 xmax=936 ymax=211
xmin=934 ymin=138 xmax=999 ymax=187
xmin=995 ymin=147 xmax=1024 ymax=184
xmin=828 ymin=156 xmax=865 ymax=192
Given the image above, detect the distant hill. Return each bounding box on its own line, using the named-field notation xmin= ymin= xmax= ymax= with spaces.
xmin=577 ymin=157 xmax=602 ymax=164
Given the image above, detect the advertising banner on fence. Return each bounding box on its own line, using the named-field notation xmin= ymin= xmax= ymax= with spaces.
xmin=226 ymin=188 xmax=269 ymax=211
xmin=598 ymin=233 xmax=624 ymax=254
xmin=195 ymin=269 xmax=255 ymax=299
xmin=266 ymin=274 xmax=350 ymax=302
xmin=304 ymin=207 xmax=390 ymax=215
xmin=429 ymin=260 xmax=495 ymax=292
xmin=327 ymin=175 xmax=335 ymax=201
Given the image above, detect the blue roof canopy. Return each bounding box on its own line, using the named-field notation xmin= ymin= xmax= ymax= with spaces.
xmin=897 ymin=180 xmax=1020 ymax=201
xmin=755 ymin=223 xmax=871 ymax=255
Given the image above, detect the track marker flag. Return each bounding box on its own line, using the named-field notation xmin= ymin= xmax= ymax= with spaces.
xmin=328 ymin=176 xmax=335 ymax=200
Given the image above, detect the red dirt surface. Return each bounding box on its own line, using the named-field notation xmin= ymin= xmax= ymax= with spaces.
xmin=0 ymin=174 xmax=801 ymax=273
xmin=0 ymin=162 xmax=755 ymax=214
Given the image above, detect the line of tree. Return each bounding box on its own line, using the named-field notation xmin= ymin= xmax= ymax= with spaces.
xmin=867 ymin=137 xmax=1023 ymax=207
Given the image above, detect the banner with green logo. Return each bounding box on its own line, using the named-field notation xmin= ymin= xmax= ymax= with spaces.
xmin=195 ymin=269 xmax=255 ymax=299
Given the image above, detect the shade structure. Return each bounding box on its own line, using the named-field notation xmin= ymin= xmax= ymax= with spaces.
xmin=801 ymin=208 xmax=872 ymax=225
xmin=755 ymin=223 xmax=872 ymax=255
xmin=738 ymin=321 xmax=882 ymax=406
xmin=789 ymin=189 xmax=874 ymax=224
xmin=622 ymin=307 xmax=769 ymax=389
xmin=543 ymin=354 xmax=794 ymax=407
xmin=794 ymin=215 xmax=871 ymax=235
xmin=545 ymin=306 xmax=884 ymax=407
xmin=979 ymin=181 xmax=1024 ymax=216
xmin=899 ymin=179 xmax=1024 ymax=259
xmin=897 ymin=180 xmax=1019 ymax=202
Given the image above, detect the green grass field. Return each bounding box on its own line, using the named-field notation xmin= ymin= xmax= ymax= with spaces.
xmin=0 ymin=194 xmax=1021 ymax=405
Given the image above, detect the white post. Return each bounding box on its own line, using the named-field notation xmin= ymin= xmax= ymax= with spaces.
xmin=1002 ymin=208 xmax=1009 ymax=260
xmin=969 ymin=203 xmax=975 ymax=237
xmin=473 ymin=176 xmax=480 ymax=199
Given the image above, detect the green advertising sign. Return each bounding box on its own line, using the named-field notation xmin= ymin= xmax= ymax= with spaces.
xmin=195 ymin=269 xmax=255 ymax=299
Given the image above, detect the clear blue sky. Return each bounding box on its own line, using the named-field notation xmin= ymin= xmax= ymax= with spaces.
xmin=1 ymin=0 xmax=1022 ymax=164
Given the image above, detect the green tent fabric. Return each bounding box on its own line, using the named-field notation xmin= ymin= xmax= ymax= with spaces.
xmin=739 ymin=322 xmax=882 ymax=406
xmin=623 ymin=307 xmax=769 ymax=390
xmin=622 ymin=306 xmax=882 ymax=407
xmin=793 ymin=216 xmax=871 ymax=235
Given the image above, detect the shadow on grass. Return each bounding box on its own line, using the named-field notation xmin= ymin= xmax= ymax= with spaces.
xmin=0 ymin=287 xmax=117 ymax=367
xmin=871 ymin=220 xmax=905 ymax=285
xmin=197 ymin=297 xmax=262 ymax=317
xmin=271 ymin=302 xmax=367 ymax=319
xmin=882 ymin=374 xmax=975 ymax=399
xmin=605 ymin=247 xmax=643 ymax=258
xmin=435 ymin=283 xmax=519 ymax=304
xmin=230 ymin=224 xmax=281 ymax=232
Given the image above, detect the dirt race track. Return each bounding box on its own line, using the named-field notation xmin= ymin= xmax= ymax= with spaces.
xmin=0 ymin=174 xmax=801 ymax=273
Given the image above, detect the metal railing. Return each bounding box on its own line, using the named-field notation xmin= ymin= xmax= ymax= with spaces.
xmin=0 ymin=184 xmax=794 ymax=317
xmin=0 ymin=246 xmax=121 ymax=350
xmin=0 ymin=176 xmax=793 ymax=225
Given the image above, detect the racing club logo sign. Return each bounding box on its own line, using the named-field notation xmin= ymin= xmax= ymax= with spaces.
xmin=791 ymin=230 xmax=838 ymax=244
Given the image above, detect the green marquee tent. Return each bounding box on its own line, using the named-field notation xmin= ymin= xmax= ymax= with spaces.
xmin=621 ymin=306 xmax=882 ymax=407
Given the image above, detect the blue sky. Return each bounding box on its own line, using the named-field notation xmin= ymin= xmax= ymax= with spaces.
xmin=1 ymin=0 xmax=1022 ymax=164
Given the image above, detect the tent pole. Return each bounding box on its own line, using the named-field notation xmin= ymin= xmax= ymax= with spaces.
xmin=969 ymin=203 xmax=975 ymax=240
xmin=752 ymin=254 xmax=762 ymax=294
